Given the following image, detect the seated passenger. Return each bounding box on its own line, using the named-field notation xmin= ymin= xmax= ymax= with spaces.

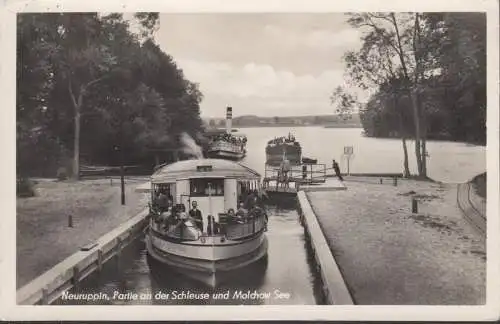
xmin=158 ymin=206 xmax=173 ymax=231
xmin=236 ymin=202 xmax=247 ymax=222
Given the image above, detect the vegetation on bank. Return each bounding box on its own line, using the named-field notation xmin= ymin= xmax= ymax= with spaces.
xmin=17 ymin=13 xmax=206 ymax=181
xmin=471 ymin=172 xmax=486 ymax=199
xmin=332 ymin=13 xmax=486 ymax=179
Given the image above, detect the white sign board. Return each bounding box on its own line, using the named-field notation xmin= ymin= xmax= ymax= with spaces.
xmin=344 ymin=146 xmax=354 ymax=155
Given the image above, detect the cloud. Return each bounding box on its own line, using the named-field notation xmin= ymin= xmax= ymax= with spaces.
xmin=263 ymin=24 xmax=362 ymax=50
xmin=176 ymin=58 xmax=356 ymax=117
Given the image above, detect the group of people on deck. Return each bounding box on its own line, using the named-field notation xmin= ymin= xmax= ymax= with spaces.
xmin=211 ymin=133 xmax=247 ymax=145
xmin=152 ymin=188 xmax=266 ymax=238
xmin=267 ymin=133 xmax=297 ymax=146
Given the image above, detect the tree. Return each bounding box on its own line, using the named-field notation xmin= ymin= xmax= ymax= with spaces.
xmin=17 ymin=13 xmax=205 ymax=177
xmin=134 ymin=13 xmax=160 ymax=39
xmin=342 ymin=15 xmax=413 ymax=177
xmin=330 ymin=86 xmax=359 ymax=121
xmin=345 ymin=13 xmax=436 ymax=178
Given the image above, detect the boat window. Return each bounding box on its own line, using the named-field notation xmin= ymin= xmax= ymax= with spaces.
xmin=190 ymin=178 xmax=224 ymax=197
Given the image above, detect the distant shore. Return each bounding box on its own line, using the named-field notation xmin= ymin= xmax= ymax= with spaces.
xmin=229 ymin=124 xmax=362 ymax=129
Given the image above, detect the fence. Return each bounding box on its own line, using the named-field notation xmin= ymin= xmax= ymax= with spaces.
xmin=79 ymin=165 xmax=152 ymax=178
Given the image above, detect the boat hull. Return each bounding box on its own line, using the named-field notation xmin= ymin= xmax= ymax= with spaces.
xmin=146 ymin=232 xmax=268 ymax=287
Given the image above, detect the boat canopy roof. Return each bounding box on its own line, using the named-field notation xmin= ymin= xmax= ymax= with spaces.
xmin=151 ymin=158 xmax=260 ymax=183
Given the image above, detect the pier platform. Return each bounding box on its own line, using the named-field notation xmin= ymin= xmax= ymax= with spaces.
xmin=304 ymin=178 xmax=486 ymax=304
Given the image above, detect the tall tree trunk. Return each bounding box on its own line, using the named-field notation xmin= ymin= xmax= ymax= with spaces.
xmin=72 ymin=106 xmax=81 ymax=180
xmin=409 ymin=90 xmax=423 ymax=176
xmin=415 ymin=89 xmax=428 ymax=178
xmin=401 ymin=137 xmax=410 ymax=178
xmin=421 ymin=139 xmax=427 ymax=177
xmin=420 ymin=109 xmax=428 ymax=178
xmin=390 ymin=13 xmax=423 ymax=177
xmin=69 ymin=82 xmax=83 ymax=180
xmin=395 ymin=93 xmax=411 ymax=178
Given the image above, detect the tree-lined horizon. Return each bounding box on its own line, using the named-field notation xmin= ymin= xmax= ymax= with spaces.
xmin=17 ymin=13 xmax=205 ymax=179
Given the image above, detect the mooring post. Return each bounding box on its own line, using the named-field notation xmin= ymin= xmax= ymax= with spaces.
xmin=41 ymin=288 xmax=49 ymax=305
xmin=380 ymin=178 xmax=383 ymax=184
xmin=412 ymin=198 xmax=418 ymax=213
xmin=393 ymin=177 xmax=398 ymax=186
xmin=68 ymin=215 xmax=73 ymax=228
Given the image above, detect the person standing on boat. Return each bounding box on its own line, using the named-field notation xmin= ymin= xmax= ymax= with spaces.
xmin=280 ymin=156 xmax=291 ymax=188
xmin=189 ymin=200 xmax=203 ymax=231
xmin=332 ymin=159 xmax=343 ymax=181
xmin=244 ymin=190 xmax=258 ymax=210
xmin=157 ymin=190 xmax=169 ymax=212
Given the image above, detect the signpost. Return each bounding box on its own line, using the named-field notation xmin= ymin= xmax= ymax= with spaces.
xmin=343 ymin=146 xmax=354 ymax=175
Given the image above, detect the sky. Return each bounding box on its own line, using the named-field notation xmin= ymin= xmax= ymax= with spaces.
xmin=154 ymin=13 xmax=367 ymax=119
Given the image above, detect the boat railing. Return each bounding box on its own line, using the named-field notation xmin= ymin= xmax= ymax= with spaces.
xmin=264 ymin=163 xmax=326 ymax=185
xmin=151 ymin=209 xmax=266 ymax=242
xmin=223 ymin=213 xmax=267 ymax=240
xmin=210 ymin=140 xmax=244 ymax=152
xmin=151 ymin=215 xmax=202 ymax=241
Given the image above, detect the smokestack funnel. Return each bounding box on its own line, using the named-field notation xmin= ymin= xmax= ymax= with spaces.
xmin=226 ymin=106 xmax=232 ymax=134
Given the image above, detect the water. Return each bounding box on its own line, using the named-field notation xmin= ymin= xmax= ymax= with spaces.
xmin=56 ymin=205 xmax=323 ymax=305
xmin=240 ymin=127 xmax=486 ymax=183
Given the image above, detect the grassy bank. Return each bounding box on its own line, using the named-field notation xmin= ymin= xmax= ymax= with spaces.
xmin=16 ymin=178 xmax=148 ymax=288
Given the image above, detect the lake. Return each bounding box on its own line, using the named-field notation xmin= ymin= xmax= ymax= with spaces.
xmin=239 ymin=127 xmax=486 ymax=183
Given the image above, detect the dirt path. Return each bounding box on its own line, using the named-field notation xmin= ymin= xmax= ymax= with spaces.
xmin=306 ymin=177 xmax=486 ymax=305
xmin=16 ymin=178 xmax=149 ymax=289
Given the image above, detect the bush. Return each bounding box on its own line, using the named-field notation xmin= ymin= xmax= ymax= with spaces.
xmin=17 ymin=177 xmax=36 ymax=197
xmin=56 ymin=167 xmax=69 ymax=181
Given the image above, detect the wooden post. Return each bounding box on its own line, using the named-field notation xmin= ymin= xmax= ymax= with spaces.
xmin=393 ymin=177 xmax=398 ymax=186
xmin=379 ymin=178 xmax=383 ymax=184
xmin=68 ymin=215 xmax=73 ymax=228
xmin=412 ymin=198 xmax=418 ymax=213
xmin=41 ymin=288 xmax=49 ymax=305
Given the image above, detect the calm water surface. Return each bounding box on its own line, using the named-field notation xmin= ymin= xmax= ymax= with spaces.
xmin=240 ymin=127 xmax=485 ymax=183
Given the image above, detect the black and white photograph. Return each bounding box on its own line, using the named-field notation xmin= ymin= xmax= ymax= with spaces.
xmin=2 ymin=0 xmax=499 ymax=321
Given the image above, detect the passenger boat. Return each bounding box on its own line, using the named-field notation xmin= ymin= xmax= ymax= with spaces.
xmin=265 ymin=133 xmax=302 ymax=166
xmin=206 ymin=107 xmax=247 ymax=160
xmin=145 ymin=158 xmax=268 ymax=287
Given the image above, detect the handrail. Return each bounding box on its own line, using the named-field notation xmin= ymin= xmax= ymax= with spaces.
xmin=264 ymin=163 xmax=327 ymax=184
